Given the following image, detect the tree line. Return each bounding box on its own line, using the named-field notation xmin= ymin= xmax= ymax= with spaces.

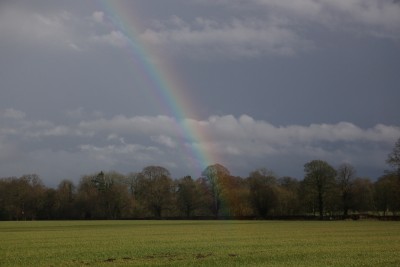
xmin=1 ymin=138 xmax=399 ymax=221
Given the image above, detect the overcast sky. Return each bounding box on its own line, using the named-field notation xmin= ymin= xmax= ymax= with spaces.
xmin=1 ymin=0 xmax=399 ymax=186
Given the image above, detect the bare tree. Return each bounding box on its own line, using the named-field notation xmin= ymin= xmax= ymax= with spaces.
xmin=374 ymin=173 xmax=400 ymax=216
xmin=56 ymin=180 xmax=77 ymax=219
xmin=387 ymin=137 xmax=400 ymax=178
xmin=278 ymin=177 xmax=301 ymax=215
xmin=336 ymin=163 xmax=356 ymax=216
xmin=137 ymin=166 xmax=173 ymax=218
xmin=304 ymin=160 xmax=337 ymax=219
xmin=175 ymin=176 xmax=202 ymax=218
xmin=247 ymin=168 xmax=279 ymax=218
xmin=351 ymin=178 xmax=374 ymax=213
xmin=86 ymin=171 xmax=130 ymax=219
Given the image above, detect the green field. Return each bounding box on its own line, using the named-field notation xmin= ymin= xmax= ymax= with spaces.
xmin=1 ymin=220 xmax=399 ymax=266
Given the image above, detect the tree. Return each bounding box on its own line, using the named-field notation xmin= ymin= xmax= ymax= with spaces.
xmin=222 ymin=176 xmax=251 ymax=217
xmin=125 ymin=172 xmax=141 ymax=197
xmin=136 ymin=166 xmax=173 ymax=218
xmin=38 ymin=188 xmax=58 ymax=219
xmin=142 ymin=166 xmax=170 ymax=181
xmin=278 ymin=176 xmax=301 ymax=215
xmin=387 ymin=137 xmax=400 ymax=177
xmin=91 ymin=171 xmax=113 ymax=192
xmin=202 ymin=164 xmax=230 ymax=217
xmin=0 ymin=175 xmax=45 ymax=220
xmin=124 ymin=172 xmax=142 ymax=217
xmin=336 ymin=163 xmax=356 ymax=216
xmin=96 ymin=171 xmax=130 ymax=219
xmin=304 ymin=160 xmax=337 ymax=219
xmin=382 ymin=137 xmax=400 ymax=216
xmin=193 ymin=177 xmax=214 ymax=217
xmin=56 ymin=179 xmax=77 ymax=219
xmin=247 ymin=168 xmax=279 ymax=218
xmin=351 ymin=178 xmax=374 ymax=213
xmin=175 ymin=176 xmax=202 ymax=218
xmin=76 ymin=175 xmax=102 ymax=219
xmin=374 ymin=173 xmax=400 ymax=215
xmin=76 ymin=171 xmax=130 ymax=219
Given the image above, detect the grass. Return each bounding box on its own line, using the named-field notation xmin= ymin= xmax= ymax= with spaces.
xmin=1 ymin=220 xmax=400 ymax=266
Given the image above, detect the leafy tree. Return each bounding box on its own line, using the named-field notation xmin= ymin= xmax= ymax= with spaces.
xmin=202 ymin=164 xmax=230 ymax=217
xmin=304 ymin=160 xmax=337 ymax=219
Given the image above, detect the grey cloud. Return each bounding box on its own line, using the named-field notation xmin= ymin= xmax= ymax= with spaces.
xmin=192 ymin=0 xmax=400 ymax=39
xmin=239 ymin=0 xmax=400 ymax=37
xmin=2 ymin=109 xmax=26 ymax=120
xmin=0 ymin=6 xmax=82 ymax=50
xmin=78 ymin=115 xmax=180 ymax=137
xmin=65 ymin=108 xmax=104 ymax=121
xmin=1 ymin=1 xmax=398 ymax=185
xmin=91 ymin=11 xmax=104 ymax=24
xmin=138 ymin=0 xmax=400 ymax=59
xmin=79 ymin=143 xmax=163 ymax=164
xmin=1 ymin=109 xmax=397 ymax=184
xmin=0 ymin=4 xmax=131 ymax=51
xmin=150 ymin=135 xmax=177 ymax=148
xmin=88 ymin=30 xmax=129 ymax=48
xmin=141 ymin=16 xmax=311 ymax=59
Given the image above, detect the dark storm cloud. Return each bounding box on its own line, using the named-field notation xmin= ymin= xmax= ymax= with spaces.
xmin=0 ymin=0 xmax=399 ymax=185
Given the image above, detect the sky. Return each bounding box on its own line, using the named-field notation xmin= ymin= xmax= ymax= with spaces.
xmin=1 ymin=0 xmax=399 ymax=186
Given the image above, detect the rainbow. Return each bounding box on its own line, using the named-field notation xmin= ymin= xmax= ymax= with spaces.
xmin=97 ymin=0 xmax=217 ymax=176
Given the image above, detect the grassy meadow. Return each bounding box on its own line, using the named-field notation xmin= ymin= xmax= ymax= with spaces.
xmin=1 ymin=220 xmax=400 ymax=266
